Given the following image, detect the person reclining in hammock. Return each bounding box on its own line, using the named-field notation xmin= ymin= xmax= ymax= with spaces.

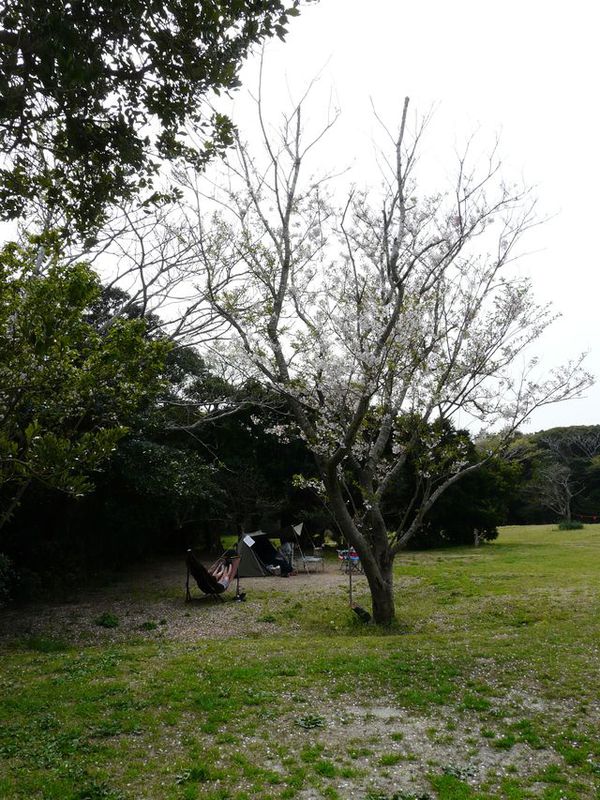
xmin=212 ymin=559 xmax=238 ymax=590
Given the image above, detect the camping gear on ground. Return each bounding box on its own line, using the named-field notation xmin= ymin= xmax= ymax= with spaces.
xmin=296 ymin=547 xmax=325 ymax=573
xmin=290 ymin=522 xmax=325 ymax=573
xmin=185 ymin=549 xmax=245 ymax=602
xmin=352 ymin=604 xmax=372 ymax=623
xmin=337 ymin=548 xmax=363 ymax=574
xmin=236 ymin=531 xmax=294 ymax=577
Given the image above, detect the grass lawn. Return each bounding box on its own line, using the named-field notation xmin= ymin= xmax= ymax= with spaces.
xmin=1 ymin=524 xmax=599 ymax=799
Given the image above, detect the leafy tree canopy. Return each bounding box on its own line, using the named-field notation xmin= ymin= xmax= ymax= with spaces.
xmin=0 ymin=238 xmax=171 ymax=527
xmin=0 ymin=0 xmax=307 ymax=234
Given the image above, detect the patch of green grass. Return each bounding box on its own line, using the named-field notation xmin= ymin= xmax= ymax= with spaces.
xmin=535 ymin=763 xmax=566 ymax=784
xmin=138 ymin=621 xmax=158 ymax=631
xmin=428 ymin=773 xmax=481 ymax=799
xmin=348 ymin=745 xmax=372 ymax=759
xmin=300 ymin=743 xmax=324 ymax=763
xmin=176 ymin=765 xmax=212 ymax=783
xmin=497 ymin=777 xmax=528 ymax=799
xmin=72 ymin=781 xmax=126 ymax=799
xmin=378 ymin=752 xmax=403 ymax=766
xmin=461 ymin=693 xmax=491 ymax=711
xmin=492 ymin=734 xmax=516 ymax=750
xmin=510 ymin=718 xmax=545 ymax=748
xmin=1 ymin=525 xmax=599 ymax=799
xmin=366 ymin=792 xmax=433 ymax=800
xmin=23 ymin=635 xmax=70 ymax=652
xmin=314 ymin=759 xmax=336 ymax=777
xmin=94 ymin=612 xmax=119 ymax=628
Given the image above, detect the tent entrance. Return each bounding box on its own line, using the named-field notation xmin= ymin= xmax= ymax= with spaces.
xmin=236 ymin=531 xmax=279 ymax=577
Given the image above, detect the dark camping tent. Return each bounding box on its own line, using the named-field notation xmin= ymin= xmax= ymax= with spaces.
xmin=236 ymin=531 xmax=281 ymax=577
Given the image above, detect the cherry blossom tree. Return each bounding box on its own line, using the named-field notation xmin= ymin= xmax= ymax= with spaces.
xmin=167 ymin=95 xmax=590 ymax=625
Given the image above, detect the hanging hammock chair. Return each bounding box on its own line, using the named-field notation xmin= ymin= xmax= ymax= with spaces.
xmin=185 ymin=549 xmax=244 ymax=602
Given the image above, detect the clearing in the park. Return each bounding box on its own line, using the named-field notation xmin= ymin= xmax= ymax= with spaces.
xmin=0 ymin=524 xmax=599 ymax=800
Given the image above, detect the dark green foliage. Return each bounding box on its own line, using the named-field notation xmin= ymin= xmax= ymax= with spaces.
xmin=0 ymin=240 xmax=171 ymax=530
xmin=72 ymin=782 xmax=125 ymax=800
xmin=0 ymin=302 xmax=322 ymax=597
xmin=380 ymin=419 xmax=518 ymax=549
xmin=365 ymin=792 xmax=432 ymax=800
xmin=201 ymin=399 xmax=322 ymax=535
xmin=0 ymin=0 xmax=307 ymax=233
xmin=296 ymin=714 xmax=326 ymax=729
xmin=0 ymin=253 xmax=181 ymax=596
xmin=314 ymin=759 xmax=336 ymax=777
xmin=24 ymin=635 xmax=70 ymax=652
xmin=558 ymin=520 xmax=584 ymax=530
xmin=506 ymin=426 xmax=600 ymax=524
xmin=408 ymin=455 xmax=516 ymax=548
xmin=176 ymin=765 xmax=211 ymax=784
xmin=94 ymin=612 xmax=119 ymax=628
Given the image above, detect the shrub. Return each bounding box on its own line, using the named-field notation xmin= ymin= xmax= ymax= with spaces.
xmin=94 ymin=612 xmax=119 ymax=628
xmin=558 ymin=520 xmax=584 ymax=530
xmin=296 ymin=714 xmax=326 ymax=729
xmin=176 ymin=765 xmax=211 ymax=784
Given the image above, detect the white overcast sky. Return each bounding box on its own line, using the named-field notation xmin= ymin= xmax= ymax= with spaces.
xmin=231 ymin=0 xmax=599 ymax=432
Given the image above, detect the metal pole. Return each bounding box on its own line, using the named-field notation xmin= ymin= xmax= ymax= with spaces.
xmin=348 ymin=543 xmax=353 ymax=607
xmin=348 ymin=561 xmax=353 ymax=608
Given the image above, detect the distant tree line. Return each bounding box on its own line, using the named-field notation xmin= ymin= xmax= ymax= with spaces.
xmin=505 ymin=426 xmax=600 ymax=526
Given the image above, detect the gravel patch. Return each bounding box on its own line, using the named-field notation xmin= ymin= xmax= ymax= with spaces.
xmin=0 ymin=555 xmax=370 ymax=644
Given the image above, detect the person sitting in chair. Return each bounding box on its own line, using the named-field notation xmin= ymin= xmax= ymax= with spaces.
xmin=274 ymin=548 xmax=296 ymax=577
xmin=279 ymin=530 xmax=294 ymax=565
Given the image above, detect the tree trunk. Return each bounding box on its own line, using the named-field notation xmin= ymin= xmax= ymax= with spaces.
xmin=320 ymin=466 xmax=397 ymax=625
xmin=360 ymin=550 xmax=396 ymax=626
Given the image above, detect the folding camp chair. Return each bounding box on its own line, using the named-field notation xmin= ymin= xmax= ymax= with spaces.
xmin=295 ymin=544 xmax=325 ymax=573
xmin=185 ymin=550 xmax=245 ymax=602
xmin=337 ymin=548 xmax=362 ymax=574
xmin=288 ymin=522 xmax=324 ymax=574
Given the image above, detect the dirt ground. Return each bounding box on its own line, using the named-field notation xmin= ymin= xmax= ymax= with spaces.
xmin=0 ymin=555 xmax=364 ymax=645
